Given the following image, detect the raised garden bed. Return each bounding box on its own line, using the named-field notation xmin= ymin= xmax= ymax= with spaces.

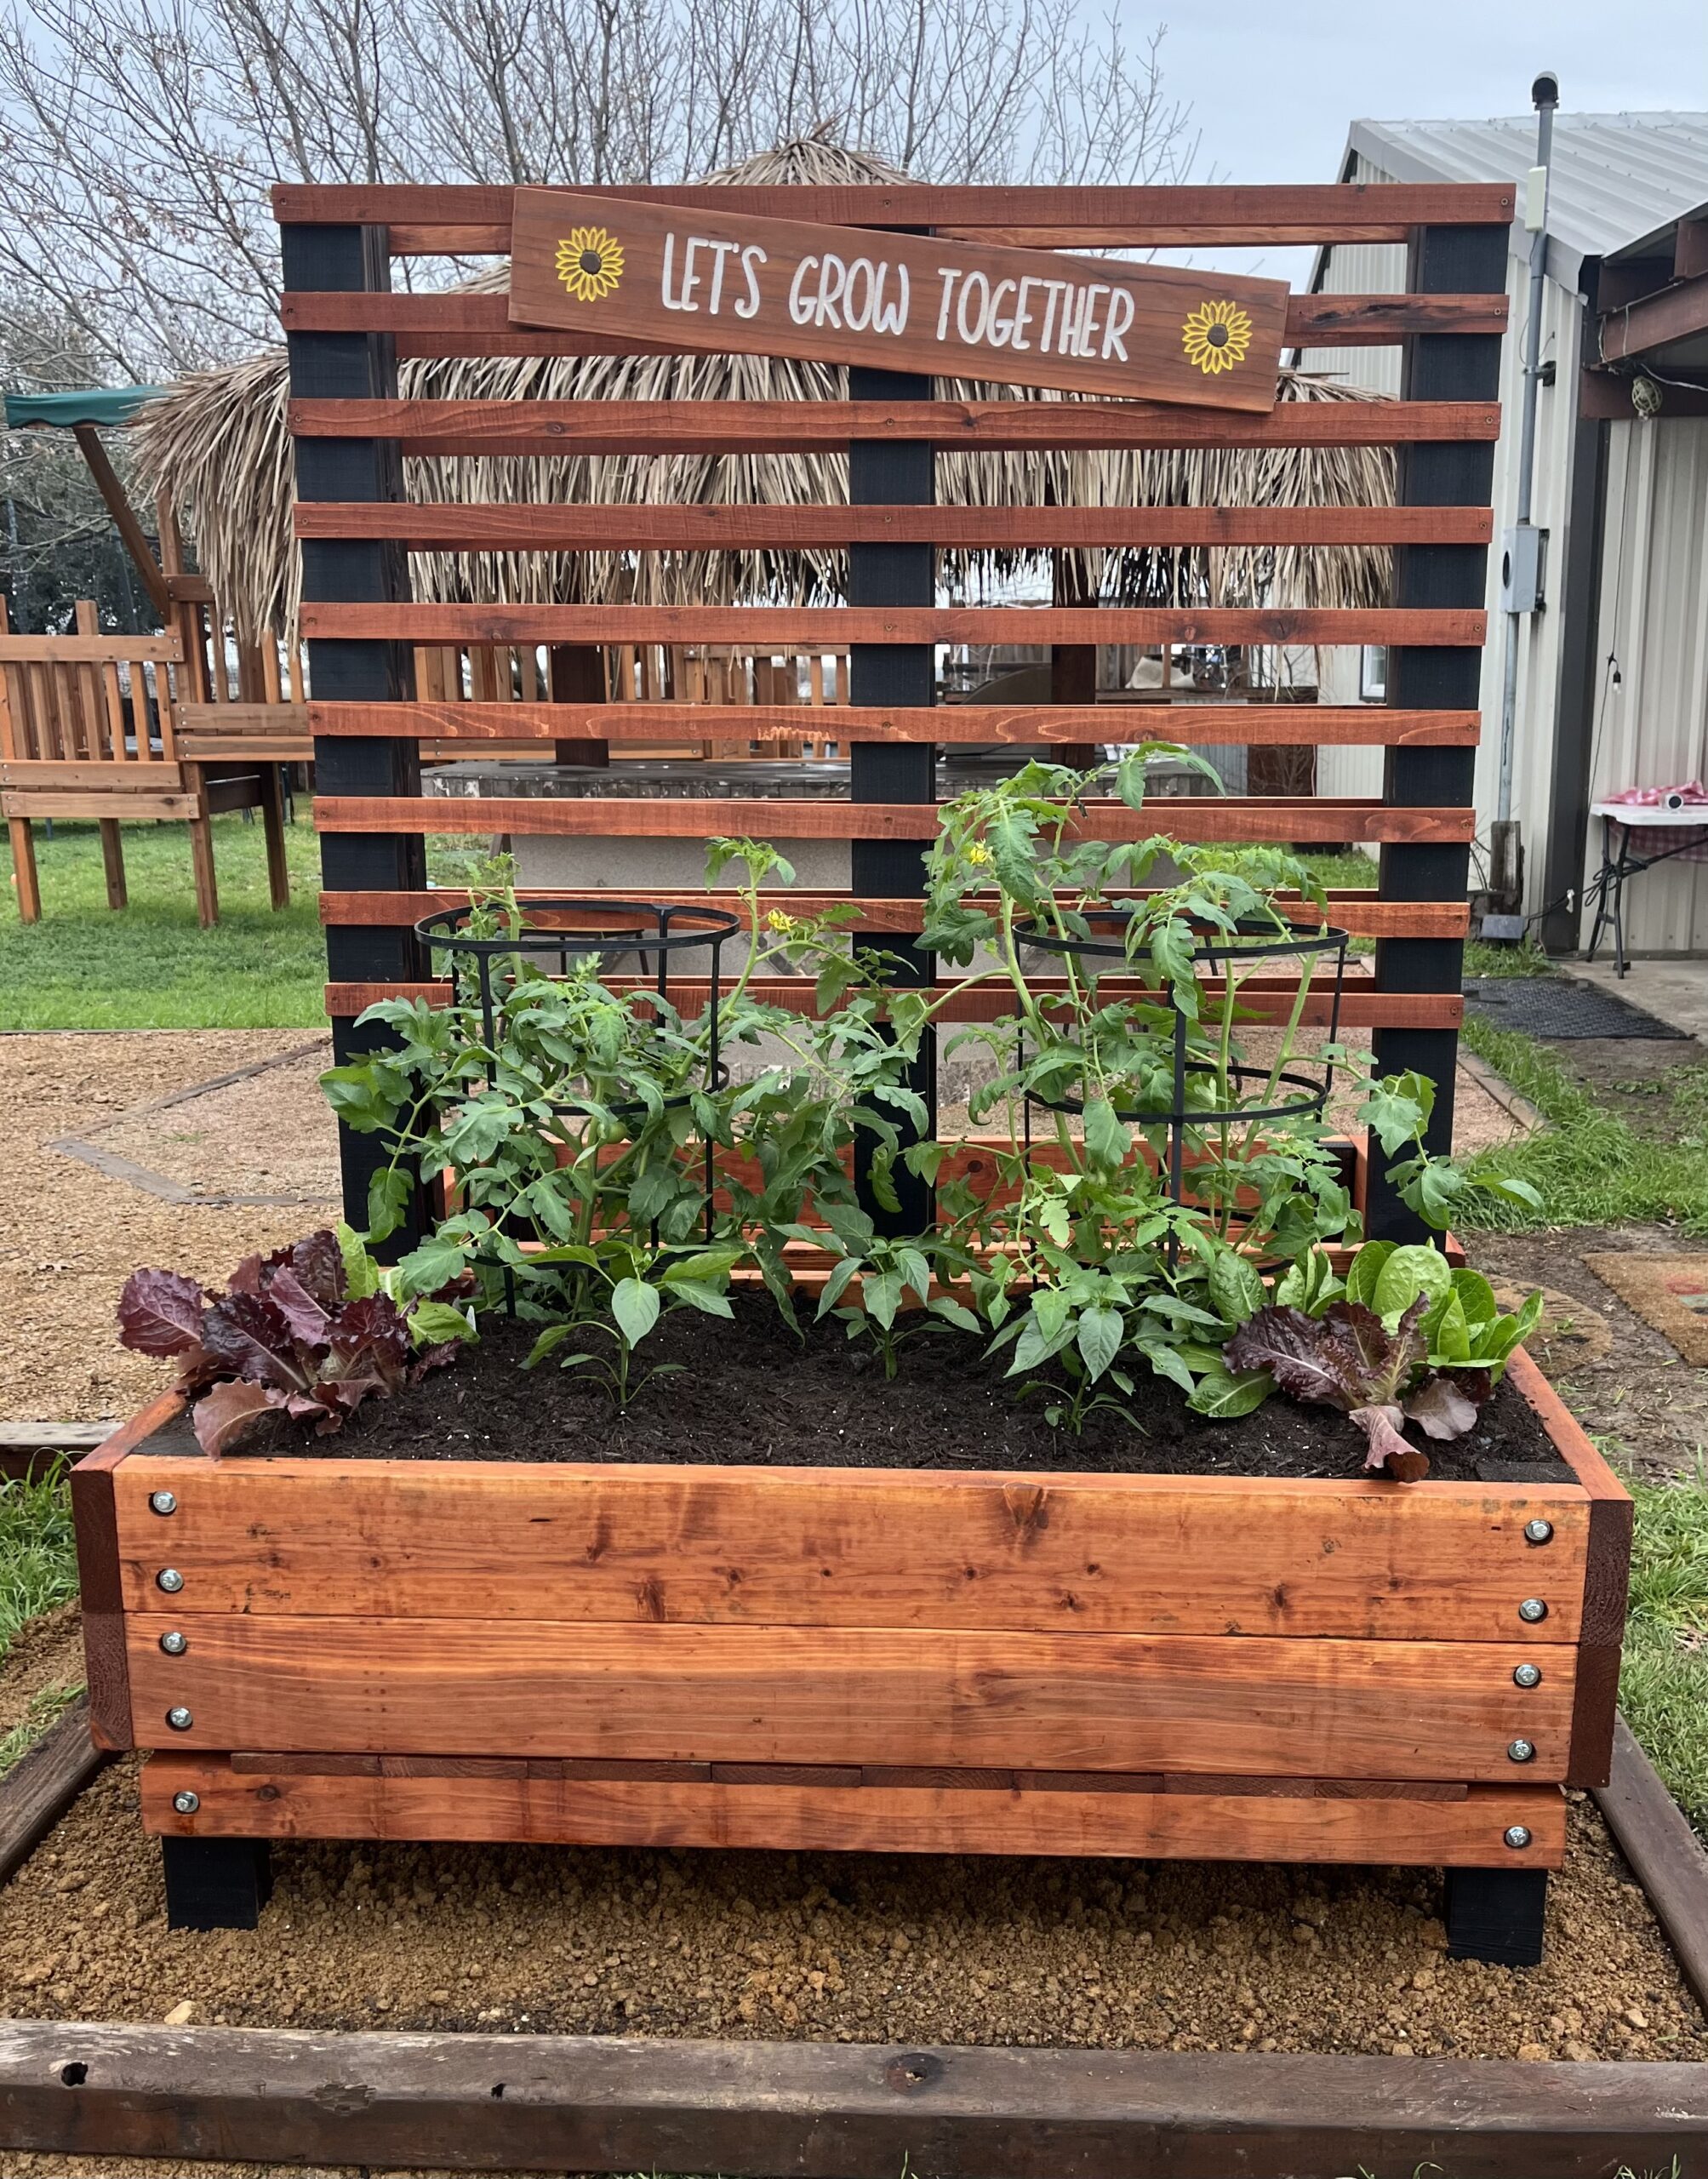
xmin=72 ymin=1334 xmax=1627 ymax=1961
xmin=73 ymin=806 xmax=1634 ymax=1961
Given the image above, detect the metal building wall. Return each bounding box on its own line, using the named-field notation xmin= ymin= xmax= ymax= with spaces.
xmin=1586 ymin=415 xmax=1708 ymax=953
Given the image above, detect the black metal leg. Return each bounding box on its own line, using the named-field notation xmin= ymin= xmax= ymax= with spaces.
xmin=162 ymin=1836 xmax=273 ymax=1931
xmin=1443 ymin=1865 xmax=1548 ymax=1965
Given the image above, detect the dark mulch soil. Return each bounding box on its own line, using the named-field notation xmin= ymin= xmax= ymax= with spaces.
xmin=199 ymin=1297 xmax=1568 ymax=1483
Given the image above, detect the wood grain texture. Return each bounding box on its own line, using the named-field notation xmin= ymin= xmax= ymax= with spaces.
xmin=111 ymin=1455 xmax=1589 ymax=1640
xmin=70 ymin=1395 xmax=180 ymax=1754
xmin=317 ymin=886 xmax=1472 ymax=941
xmin=270 ymin=178 xmax=1518 ymax=237
xmin=300 ymin=603 xmax=1484 ymax=647
xmin=123 ymin=1616 xmax=1574 ymax=1778
xmin=312 ymin=793 xmax=1477 ymax=846
xmin=308 ymin=699 xmax=1481 ymax=747
xmin=0 ymin=1698 xmax=106 ymax=1885
xmin=282 ymin=289 xmax=1507 ymax=356
xmin=288 ymin=397 xmax=1501 ymax=458
xmin=3 ymin=792 xmax=199 ymax=821
xmin=294 ymin=500 xmax=1494 ymax=548
xmin=508 ymin=191 xmax=1288 ymax=412
xmin=142 ymin=1753 xmax=1563 ymax=1863
xmin=1506 ymin=1348 xmax=1632 ymax=1789
xmin=322 ymin=976 xmax=1465 ymax=1029
xmin=22 ymin=2016 xmax=1708 ymax=2179
xmin=1594 ymin=1716 xmax=1708 ymax=2018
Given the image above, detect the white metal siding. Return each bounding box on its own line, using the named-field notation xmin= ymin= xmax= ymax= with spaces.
xmin=1585 ymin=416 xmax=1708 ymax=953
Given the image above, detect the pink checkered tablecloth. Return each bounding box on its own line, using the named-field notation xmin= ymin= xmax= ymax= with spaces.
xmin=1593 ymin=781 xmax=1708 ymax=862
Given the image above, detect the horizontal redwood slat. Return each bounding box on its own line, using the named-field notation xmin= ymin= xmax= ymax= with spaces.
xmin=278 ymin=289 xmax=1508 ymax=353
xmin=269 ymin=180 xmax=1517 ymax=240
xmin=312 ymin=792 xmax=1474 ymax=845
xmin=125 ymin=1615 xmax=1569 ymax=1778
xmin=292 ymin=503 xmax=1494 ymax=551
xmin=143 ymin=1756 xmax=1566 ymax=1862
xmin=300 ymin=604 xmax=1484 ymax=647
xmin=323 ymin=978 xmax=1463 ymax=1030
xmin=307 ymin=701 xmax=1479 ymax=747
xmin=318 ymin=888 xmax=1468 ymax=940
xmin=288 ymin=397 xmax=1501 ymax=456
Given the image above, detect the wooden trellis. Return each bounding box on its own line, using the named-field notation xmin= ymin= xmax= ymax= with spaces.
xmin=274 ymin=179 xmax=1511 ymax=1245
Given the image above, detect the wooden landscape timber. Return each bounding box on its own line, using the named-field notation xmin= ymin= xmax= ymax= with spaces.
xmin=6 ymin=2018 xmax=1705 ymax=2178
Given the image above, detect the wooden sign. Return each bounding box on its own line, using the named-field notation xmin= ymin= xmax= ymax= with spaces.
xmin=508 ymin=189 xmax=1288 ymax=412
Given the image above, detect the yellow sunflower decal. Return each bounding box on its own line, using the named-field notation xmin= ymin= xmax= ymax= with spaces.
xmin=1181 ymin=299 xmax=1254 ymax=376
xmin=556 ymin=226 xmax=625 ymax=302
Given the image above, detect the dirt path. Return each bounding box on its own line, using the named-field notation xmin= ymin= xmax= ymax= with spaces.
xmin=0 ymin=1032 xmax=340 ymax=1421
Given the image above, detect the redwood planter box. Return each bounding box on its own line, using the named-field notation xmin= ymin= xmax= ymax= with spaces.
xmin=73 ymin=1347 xmax=1629 ymax=1893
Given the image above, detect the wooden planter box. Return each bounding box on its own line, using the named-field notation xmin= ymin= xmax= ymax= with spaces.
xmin=73 ymin=1349 xmax=1629 ymax=1907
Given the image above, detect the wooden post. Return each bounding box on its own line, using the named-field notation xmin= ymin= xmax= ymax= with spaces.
xmin=183 ymin=761 xmax=220 ymax=928
xmin=0 ymin=598 xmax=40 ymax=922
xmin=548 ymin=643 xmax=609 ymax=764
xmin=1367 ymin=220 xmax=1506 ymax=1244
xmin=848 ymin=363 xmax=935 ymax=1233
xmin=75 ymin=603 xmax=128 ymax=910
xmin=259 ymin=762 xmax=291 ymax=910
xmin=1047 ymin=550 xmax=1100 ymax=768
xmin=282 ymin=216 xmax=427 ymax=1254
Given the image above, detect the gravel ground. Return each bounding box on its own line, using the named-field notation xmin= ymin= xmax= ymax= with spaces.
xmin=0 ymin=1603 xmax=84 ymax=1744
xmin=0 ymin=1032 xmax=338 ymax=1421
xmin=0 ymin=1761 xmax=1699 ymax=2067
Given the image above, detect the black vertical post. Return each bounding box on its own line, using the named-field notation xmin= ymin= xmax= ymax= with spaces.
xmin=281 ymin=220 xmax=427 ymax=1255
xmin=1367 ymin=221 xmax=1507 ymax=1244
xmin=848 ymin=366 xmax=936 ymax=1234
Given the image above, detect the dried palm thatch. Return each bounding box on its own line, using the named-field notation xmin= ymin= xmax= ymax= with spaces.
xmin=134 ymin=135 xmax=1396 ymax=650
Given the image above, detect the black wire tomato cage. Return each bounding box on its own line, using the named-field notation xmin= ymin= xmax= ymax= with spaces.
xmin=414 ymin=896 xmax=745 ymax=1292
xmin=1008 ymin=907 xmax=1351 ymax=1227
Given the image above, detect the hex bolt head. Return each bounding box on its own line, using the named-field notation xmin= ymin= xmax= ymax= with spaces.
xmin=1513 ymin=1661 xmax=1543 ymax=1689
xmin=1504 ymin=1824 xmax=1533 ymax=1850
xmin=172 ymin=1789 xmax=200 ymax=1815
xmin=148 ymin=1490 xmax=178 ymax=1517
xmin=1523 ymin=1518 xmax=1554 ymax=1546
xmin=166 ymin=1705 xmax=193 ymax=1731
xmin=1517 ymin=1597 xmax=1548 ymax=1623
xmin=159 ymin=1630 xmax=188 ymax=1656
xmin=1508 ymin=1738 xmax=1536 ymax=1764
xmin=155 ymin=1568 xmax=184 ymax=1594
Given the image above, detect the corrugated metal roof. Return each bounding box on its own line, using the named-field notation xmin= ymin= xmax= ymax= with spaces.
xmin=1344 ymin=113 xmax=1708 ymax=285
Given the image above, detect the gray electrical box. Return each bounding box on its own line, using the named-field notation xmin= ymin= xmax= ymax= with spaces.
xmin=1500 ymin=524 xmax=1547 ymax=613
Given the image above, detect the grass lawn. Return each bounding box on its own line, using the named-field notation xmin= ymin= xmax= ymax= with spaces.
xmin=1619 ymin=1461 xmax=1708 ymax=1839
xmin=1460 ymin=1017 xmax=1708 ymax=1235
xmin=0 ymin=815 xmax=327 ymax=1030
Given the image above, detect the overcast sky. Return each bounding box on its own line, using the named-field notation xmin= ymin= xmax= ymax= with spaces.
xmin=1147 ymin=0 xmax=1708 ymax=279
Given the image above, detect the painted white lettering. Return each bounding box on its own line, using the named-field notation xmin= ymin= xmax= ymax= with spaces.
xmin=1102 ymin=286 xmax=1134 ymax=360
xmin=1077 ymin=284 xmax=1109 ymax=358
xmin=734 ymin=244 xmax=767 ymax=320
xmin=788 ymin=256 xmax=820 ymax=327
xmin=871 ymin=262 xmax=910 ymax=335
xmin=815 ymin=252 xmax=849 ymax=329
xmin=934 ymin=267 xmax=963 ymax=340
xmin=1059 ymin=283 xmax=1088 ymax=356
xmin=1012 ymin=276 xmax=1039 ymax=351
xmin=676 ymin=235 xmax=705 ymax=312
xmin=1037 ymin=279 xmax=1066 ymax=351
xmin=704 ymin=237 xmax=739 ymax=315
xmin=956 ymin=269 xmax=991 ymax=346
xmin=986 ymin=277 xmax=1018 ymax=348
xmin=842 ymin=255 xmax=876 ymax=333
xmin=660 ymin=232 xmax=694 ymax=312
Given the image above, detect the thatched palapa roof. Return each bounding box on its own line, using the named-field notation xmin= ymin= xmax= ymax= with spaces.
xmin=135 ymin=137 xmax=1397 ymax=649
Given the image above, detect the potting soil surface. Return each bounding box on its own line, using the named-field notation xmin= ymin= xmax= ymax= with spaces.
xmin=0 ymin=1758 xmax=1702 ymax=2071
xmin=236 ymin=1302 xmax=1569 ymax=1484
